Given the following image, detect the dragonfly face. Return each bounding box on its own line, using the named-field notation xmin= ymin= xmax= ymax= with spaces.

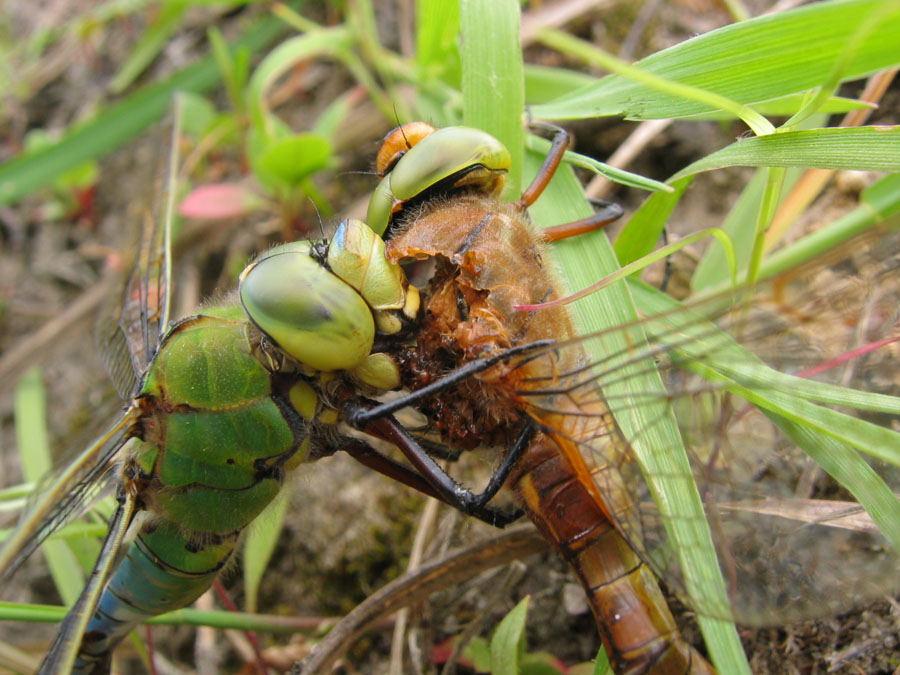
xmin=240 ymin=218 xmax=420 ymax=389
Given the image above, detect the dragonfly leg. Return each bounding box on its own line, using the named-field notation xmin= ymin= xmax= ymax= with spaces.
xmin=337 ymin=437 xmax=452 ymax=503
xmin=514 ymin=122 xmax=624 ymax=241
xmin=349 ymin=402 xmax=525 ymax=527
xmin=539 ymin=199 xmax=624 ymax=243
xmin=514 ymin=122 xmax=571 ymax=209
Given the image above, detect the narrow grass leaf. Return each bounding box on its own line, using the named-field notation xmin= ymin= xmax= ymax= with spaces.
xmin=243 ymin=491 xmax=289 ymax=614
xmin=672 ymin=126 xmax=900 ymax=179
xmin=460 ymin=0 xmax=524 ymax=195
xmin=109 ymin=0 xmax=189 ymax=94
xmin=416 ymin=0 xmax=461 ymax=75
xmin=531 ymin=0 xmax=900 ymax=120
xmin=13 ymin=367 xmax=84 ymax=606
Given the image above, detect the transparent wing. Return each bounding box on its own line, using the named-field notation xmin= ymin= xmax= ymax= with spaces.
xmin=96 ymin=108 xmax=180 ymax=399
xmin=506 ymin=224 xmax=900 ymax=625
xmin=38 ymin=488 xmax=139 ymax=674
xmin=1 ymin=105 xmax=184 ymax=579
xmin=0 ymin=408 xmax=139 ymax=579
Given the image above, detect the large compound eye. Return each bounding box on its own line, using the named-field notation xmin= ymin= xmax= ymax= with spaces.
xmin=327 ymin=219 xmax=420 ymax=336
xmin=239 ymin=245 xmax=375 ymax=371
xmin=375 ymin=122 xmax=437 ymax=177
xmin=367 ymin=125 xmax=512 ymax=236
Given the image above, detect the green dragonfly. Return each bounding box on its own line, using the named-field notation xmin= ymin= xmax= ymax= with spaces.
xmin=0 ymin=113 xmax=531 ymax=673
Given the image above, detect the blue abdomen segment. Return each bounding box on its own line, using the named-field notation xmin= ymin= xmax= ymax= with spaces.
xmin=73 ymin=523 xmax=238 ymax=672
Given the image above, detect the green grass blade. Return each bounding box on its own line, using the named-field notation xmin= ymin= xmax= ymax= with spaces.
xmin=108 ymin=0 xmax=189 ymax=94
xmin=416 ymin=0 xmax=461 ymax=74
xmin=530 ymin=0 xmax=900 ymax=121
xmin=242 ymin=491 xmax=289 ymax=614
xmin=0 ymin=11 xmax=286 ymax=207
xmin=13 ymin=367 xmax=84 ymax=606
xmin=460 ymin=0 xmax=524 ymax=195
xmin=671 ymin=126 xmax=900 ymax=179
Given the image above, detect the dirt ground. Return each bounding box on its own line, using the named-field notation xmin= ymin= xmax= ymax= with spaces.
xmin=1 ymin=1 xmax=899 ymax=674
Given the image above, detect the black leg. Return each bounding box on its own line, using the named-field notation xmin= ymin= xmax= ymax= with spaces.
xmin=347 ymin=402 xmax=525 ymax=528
xmin=346 ymin=339 xmax=554 ymax=429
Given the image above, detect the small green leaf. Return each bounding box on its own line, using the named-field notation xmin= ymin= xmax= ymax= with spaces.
xmin=243 ymin=491 xmax=289 ymax=614
xmin=461 ymin=0 xmax=524 ymax=195
xmin=255 ymin=133 xmax=332 ymax=189
xmin=592 ymin=646 xmax=612 ymax=675
xmin=460 ymin=636 xmax=492 ymax=672
xmin=490 ymin=596 xmax=529 ymax=675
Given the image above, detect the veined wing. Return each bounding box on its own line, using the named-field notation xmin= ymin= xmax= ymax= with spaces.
xmin=97 ymin=110 xmax=180 ymax=399
xmin=508 ymin=224 xmax=900 ymax=625
xmin=39 ymin=487 xmax=139 ymax=674
xmin=0 ymin=106 xmax=183 ymax=580
xmin=0 ymin=408 xmax=139 ymax=580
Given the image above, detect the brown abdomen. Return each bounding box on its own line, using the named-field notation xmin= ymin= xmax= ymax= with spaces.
xmin=511 ymin=435 xmax=716 ymax=675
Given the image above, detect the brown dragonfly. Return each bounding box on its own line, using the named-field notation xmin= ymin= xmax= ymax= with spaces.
xmin=344 ymin=122 xmax=900 ymax=674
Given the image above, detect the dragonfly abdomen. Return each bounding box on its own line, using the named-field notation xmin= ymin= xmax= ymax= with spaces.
xmin=73 ymin=524 xmax=240 ymax=673
xmin=511 ymin=436 xmax=715 ymax=675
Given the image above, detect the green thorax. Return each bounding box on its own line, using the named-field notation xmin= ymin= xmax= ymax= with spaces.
xmin=133 ymin=307 xmax=322 ymax=535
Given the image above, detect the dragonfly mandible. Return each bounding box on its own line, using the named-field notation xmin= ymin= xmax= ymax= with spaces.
xmin=345 ymin=122 xmax=900 ymax=674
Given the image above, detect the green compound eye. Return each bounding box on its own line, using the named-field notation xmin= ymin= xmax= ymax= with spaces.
xmin=239 ymin=245 xmax=375 ymax=371
xmin=367 ymin=126 xmax=511 ymax=235
xmin=327 ymin=218 xmax=419 ymax=335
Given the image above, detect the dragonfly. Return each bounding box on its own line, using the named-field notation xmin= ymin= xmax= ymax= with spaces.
xmin=0 ymin=112 xmax=525 ymax=673
xmin=341 ymin=122 xmax=900 ymax=674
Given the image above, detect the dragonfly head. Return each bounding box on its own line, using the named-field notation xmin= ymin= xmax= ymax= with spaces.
xmin=239 ymin=241 xmax=376 ymax=373
xmin=367 ymin=124 xmax=511 ymax=236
